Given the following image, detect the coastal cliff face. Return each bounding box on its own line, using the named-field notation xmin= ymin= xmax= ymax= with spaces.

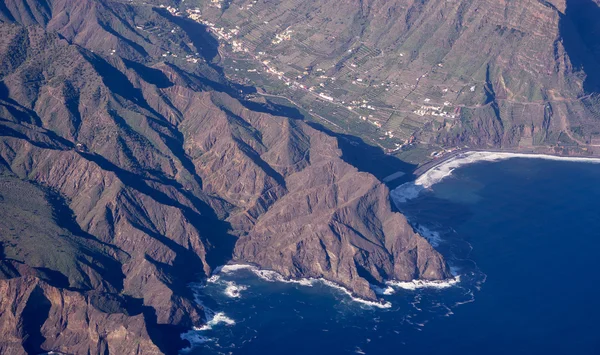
xmin=0 ymin=277 xmax=162 ymax=355
xmin=0 ymin=0 xmax=450 ymax=353
xmin=3 ymin=0 xmax=599 ymax=353
xmin=196 ymin=94 xmax=450 ymax=299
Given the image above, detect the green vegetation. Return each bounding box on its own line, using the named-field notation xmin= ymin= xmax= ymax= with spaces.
xmin=0 ymin=170 xmax=124 ymax=291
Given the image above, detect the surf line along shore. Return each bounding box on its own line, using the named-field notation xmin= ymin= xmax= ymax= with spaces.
xmin=412 ymin=148 xmax=600 ymax=177
xmin=393 ymin=150 xmax=600 ymax=205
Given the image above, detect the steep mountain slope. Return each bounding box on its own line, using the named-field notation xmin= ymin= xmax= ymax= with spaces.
xmin=188 ymin=0 xmax=600 ymax=158
xmin=0 ymin=0 xmax=451 ymax=353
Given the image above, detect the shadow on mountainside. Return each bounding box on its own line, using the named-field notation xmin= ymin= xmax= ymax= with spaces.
xmin=252 ymin=100 xmax=419 ymax=188
xmin=560 ymin=0 xmax=600 ymax=93
xmin=21 ymin=286 xmax=51 ymax=354
xmin=142 ymin=306 xmax=191 ymax=355
xmin=155 ymin=8 xmax=220 ymax=68
xmin=306 ymin=122 xmax=418 ymax=188
xmin=163 ymin=12 xmax=419 ymax=186
xmin=78 ymin=150 xmax=237 ymax=273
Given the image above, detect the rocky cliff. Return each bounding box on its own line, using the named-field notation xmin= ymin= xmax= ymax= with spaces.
xmin=0 ymin=0 xmax=451 ymax=353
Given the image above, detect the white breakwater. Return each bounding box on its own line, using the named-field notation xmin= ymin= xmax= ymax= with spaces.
xmin=391 ymin=151 xmax=600 ymax=204
xmin=216 ymin=264 xmax=392 ymax=308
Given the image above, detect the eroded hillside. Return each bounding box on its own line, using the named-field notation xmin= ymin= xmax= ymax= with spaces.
xmin=183 ymin=0 xmax=600 ymax=161
xmin=0 ymin=0 xmax=452 ymax=353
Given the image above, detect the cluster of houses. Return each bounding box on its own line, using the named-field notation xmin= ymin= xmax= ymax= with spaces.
xmin=161 ymin=5 xmax=182 ymax=16
xmin=187 ymin=10 xmax=241 ymax=42
xmin=209 ymin=0 xmax=223 ymax=9
xmin=429 ymin=146 xmax=460 ymax=158
xmin=272 ymin=29 xmax=293 ymax=45
xmin=160 ymin=4 xmax=471 ymax=149
xmin=414 ymin=102 xmax=457 ymax=119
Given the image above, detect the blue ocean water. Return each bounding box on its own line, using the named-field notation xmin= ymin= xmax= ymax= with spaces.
xmin=186 ymin=158 xmax=600 ymax=355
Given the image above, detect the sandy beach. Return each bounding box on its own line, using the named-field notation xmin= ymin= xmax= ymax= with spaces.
xmin=392 ymin=150 xmax=600 ymax=205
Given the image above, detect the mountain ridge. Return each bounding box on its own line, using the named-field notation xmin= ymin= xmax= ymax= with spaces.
xmin=0 ymin=0 xmax=455 ymax=353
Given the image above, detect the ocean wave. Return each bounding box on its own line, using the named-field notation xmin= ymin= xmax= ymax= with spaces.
xmin=207 ymin=274 xmax=220 ymax=283
xmin=180 ymin=331 xmax=215 ymax=353
xmin=217 ymin=263 xmax=317 ymax=287
xmin=415 ymin=225 xmax=443 ymax=247
xmin=391 ymin=151 xmax=600 ymax=205
xmin=180 ymin=299 xmax=233 ymax=352
xmin=195 ymin=312 xmax=236 ymax=331
xmin=219 ymin=264 xmax=256 ymax=273
xmin=224 ymin=281 xmax=248 ymax=298
xmin=371 ymin=284 xmax=396 ymax=296
xmin=317 ymin=279 xmax=392 ymax=309
xmin=251 ymin=268 xmax=315 ymax=287
xmin=386 ymin=275 xmax=460 ymax=291
xmin=215 ymin=264 xmax=391 ymax=308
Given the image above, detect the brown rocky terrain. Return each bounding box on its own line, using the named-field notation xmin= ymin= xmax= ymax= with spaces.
xmin=0 ymin=0 xmax=453 ymax=353
xmin=187 ymin=0 xmax=600 ymax=161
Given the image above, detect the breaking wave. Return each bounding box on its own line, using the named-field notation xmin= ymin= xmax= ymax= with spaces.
xmin=391 ymin=151 xmax=600 ymax=205
xmin=386 ymin=276 xmax=461 ymax=291
xmin=318 ymin=279 xmax=392 ymax=309
xmin=224 ymin=281 xmax=247 ymax=298
xmin=196 ymin=312 xmax=236 ymax=330
xmin=219 ymin=264 xmax=255 ymax=273
xmin=181 ymin=284 xmax=237 ymax=352
xmin=216 ymin=264 xmax=392 ymax=308
xmin=252 ymin=268 xmax=316 ymax=287
xmin=370 ymin=284 xmax=396 ymax=296
xmin=180 ymin=331 xmax=214 ymax=353
xmin=415 ymin=225 xmax=443 ymax=247
xmin=207 ymin=274 xmax=220 ymax=283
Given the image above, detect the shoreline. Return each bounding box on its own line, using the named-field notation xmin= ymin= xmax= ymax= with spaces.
xmin=392 ymin=149 xmax=600 ymax=205
xmin=412 ymin=148 xmax=600 ymax=178
xmin=182 ymin=262 xmax=465 ymax=351
xmin=213 ymin=263 xmax=463 ymax=306
xmin=215 ymin=263 xmax=393 ymax=308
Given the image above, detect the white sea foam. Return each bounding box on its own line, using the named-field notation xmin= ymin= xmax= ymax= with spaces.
xmin=207 ymin=274 xmax=220 ymax=283
xmin=180 ymin=294 xmax=234 ymax=352
xmin=215 ymin=264 xmax=391 ymax=308
xmin=391 ymin=151 xmax=600 ymax=205
xmin=390 ymin=182 xmax=425 ymax=204
xmin=219 ymin=264 xmax=256 ymax=273
xmin=180 ymin=331 xmax=215 ymax=353
xmin=415 ymin=225 xmax=443 ymax=247
xmin=371 ymin=284 xmax=396 ymax=296
xmin=216 ymin=264 xmax=315 ymax=286
xmin=252 ymin=269 xmax=315 ymax=287
xmin=224 ymin=281 xmax=247 ymax=298
xmin=196 ymin=312 xmax=236 ymax=331
xmin=318 ymin=279 xmax=392 ymax=309
xmin=383 ymin=288 xmax=395 ymax=295
xmin=386 ymin=275 xmax=461 ymax=291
